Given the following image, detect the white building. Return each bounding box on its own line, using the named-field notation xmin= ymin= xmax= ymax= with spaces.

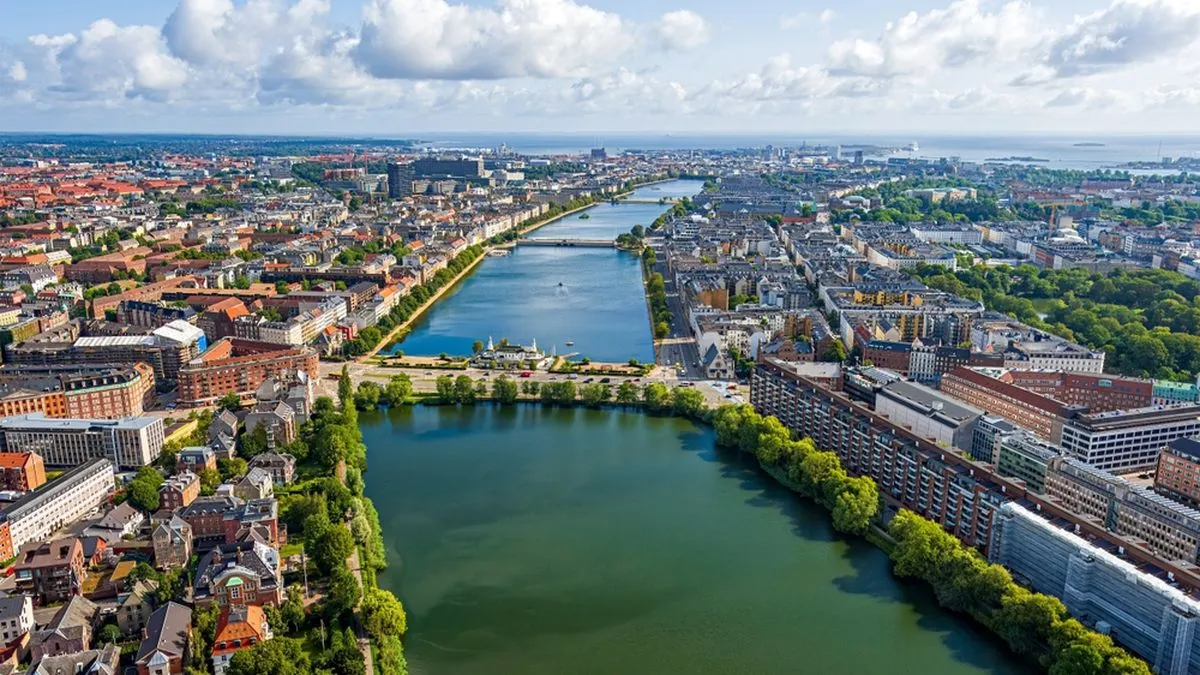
xmin=0 ymin=414 xmax=164 ymax=469
xmin=1 ymin=458 xmax=115 ymax=553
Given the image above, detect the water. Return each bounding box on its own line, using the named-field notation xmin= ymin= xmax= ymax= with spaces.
xmin=363 ymin=405 xmax=1031 ymax=675
xmin=389 ymin=179 xmax=704 ymax=362
xmin=415 ymin=132 xmax=1200 ymax=169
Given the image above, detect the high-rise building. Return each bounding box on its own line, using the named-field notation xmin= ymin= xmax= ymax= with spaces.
xmin=0 ymin=414 xmax=164 ymax=470
xmin=386 ymin=162 xmax=414 ymax=199
xmin=1058 ymin=404 xmax=1200 ymax=472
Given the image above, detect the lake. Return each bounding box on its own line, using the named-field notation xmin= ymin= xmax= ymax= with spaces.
xmin=362 ymin=404 xmax=1031 ymax=675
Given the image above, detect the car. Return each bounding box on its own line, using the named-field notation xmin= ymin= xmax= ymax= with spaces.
xmin=725 ymin=393 xmax=734 ymax=398
xmin=567 ymin=374 xmax=579 ymax=380
xmin=599 ymin=378 xmax=610 ymax=383
xmin=520 ymin=371 xmax=532 ymax=378
xmin=425 ymin=371 xmax=433 ymax=376
xmin=584 ymin=378 xmax=593 ymax=383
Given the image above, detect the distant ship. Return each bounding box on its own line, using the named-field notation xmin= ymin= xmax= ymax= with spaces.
xmin=579 ymin=213 xmax=590 ymax=219
xmin=565 ymin=340 xmax=575 ymax=346
xmin=907 ymin=141 xmax=920 ymax=152
xmin=1073 ymin=142 xmax=1106 ymax=147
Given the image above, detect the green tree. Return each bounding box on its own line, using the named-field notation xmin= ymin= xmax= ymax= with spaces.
xmin=382 ymin=374 xmax=413 ymax=406
xmin=217 ymin=457 xmax=248 ymax=481
xmin=325 ymin=566 xmax=361 ymax=619
xmin=309 ymin=523 xmax=355 ymax=575
xmin=830 ymin=476 xmax=879 ymax=535
xmin=354 ymin=381 xmax=382 ymax=410
xmin=362 ymin=587 xmax=408 ymax=637
xmin=492 ymin=375 xmax=519 ymax=405
xmin=98 ymin=623 xmax=122 ymax=643
xmin=454 ymin=374 xmax=476 ymax=403
xmin=198 ymin=468 xmax=221 ymax=496
xmin=435 ymin=375 xmax=455 ymax=403
xmin=472 ymin=339 xmax=484 ymax=355
xmin=579 ymin=383 xmax=611 ymax=407
xmin=642 ymin=382 xmax=671 ymax=413
xmin=338 ymin=365 xmax=353 ymax=408
xmin=126 ymin=466 xmax=163 ymax=513
xmin=217 ymin=392 xmax=242 ymax=411
xmin=616 ymin=381 xmax=639 ymax=405
xmin=822 ymin=340 xmax=847 ymax=362
xmin=226 ymin=637 xmax=311 ymax=675
xmin=670 ymin=387 xmax=705 ymax=418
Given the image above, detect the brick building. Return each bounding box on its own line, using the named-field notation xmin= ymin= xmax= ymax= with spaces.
xmin=0 ymin=451 xmax=46 ymax=491
xmin=176 ymin=339 xmax=318 ymax=407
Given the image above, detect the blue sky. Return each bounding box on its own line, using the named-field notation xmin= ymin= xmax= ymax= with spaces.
xmin=0 ymin=0 xmax=1197 ymax=134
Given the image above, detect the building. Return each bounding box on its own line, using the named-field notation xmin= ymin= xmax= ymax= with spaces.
xmin=178 ymin=496 xmax=242 ymax=551
xmin=0 ymin=452 xmax=46 ymax=492
xmin=176 ymin=339 xmax=318 ymax=407
xmin=223 ymin=499 xmax=279 ymax=547
xmin=152 ymin=516 xmax=192 ymax=571
xmin=1045 ymin=456 xmax=1200 ymax=565
xmin=135 ymin=602 xmax=191 ymax=675
xmin=0 ymin=596 xmax=33 ymax=646
xmin=26 ymin=644 xmax=119 ymax=675
xmin=990 ymin=502 xmax=1200 ymax=675
xmin=386 ymin=162 xmax=414 ymax=199
xmin=243 ymin=402 xmax=296 ymax=445
xmin=177 ymin=447 xmax=217 ymax=474
xmin=0 ymin=363 xmax=156 ymax=421
xmin=232 ymin=469 xmax=273 ymax=501
xmin=28 ymin=595 xmax=98 ymax=660
xmin=246 ymin=452 xmax=295 ymax=485
xmin=970 ymin=415 xmax=1016 ymax=464
xmin=158 ymin=472 xmax=200 ymax=512
xmin=0 ymin=459 xmax=115 ymax=557
xmin=14 ymin=537 xmax=86 ymax=605
xmin=211 ymin=605 xmax=271 ymax=675
xmin=907 ymin=343 xmax=969 ymax=385
xmin=994 ymin=433 xmax=1060 ymax=493
xmin=1058 ymin=405 xmax=1200 ymax=473
xmin=83 ymin=502 xmax=144 ymax=543
xmin=752 ymin=360 xmax=1013 ymax=550
xmin=1157 ymin=438 xmax=1200 ymax=506
xmin=0 ymin=414 xmax=164 ymax=469
xmin=193 ymin=541 xmax=282 ymax=608
xmin=117 ymin=300 xmax=196 ymax=330
xmin=939 ymin=367 xmax=1080 ymax=442
xmin=874 ymin=379 xmax=983 ymax=450
xmin=117 ymin=580 xmax=157 ymax=637
xmin=970 ymin=320 xmax=1106 ymax=374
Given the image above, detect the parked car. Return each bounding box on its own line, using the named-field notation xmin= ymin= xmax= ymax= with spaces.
xmin=520 ymin=371 xmax=532 ymax=378
xmin=599 ymin=378 xmax=610 ymax=383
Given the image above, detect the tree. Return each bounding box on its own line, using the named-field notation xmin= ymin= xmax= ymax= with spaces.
xmin=670 ymin=387 xmax=705 ymax=418
xmin=492 ymin=375 xmax=519 ymax=405
xmin=435 ymin=375 xmax=455 ymax=403
xmin=198 ymin=468 xmax=221 ymax=496
xmin=472 ymin=339 xmax=485 ymax=355
xmin=126 ymin=466 xmax=163 ymax=513
xmin=226 ymin=637 xmax=311 ymax=675
xmin=309 ymin=523 xmax=355 ymax=575
xmin=616 ymin=382 xmax=639 ymax=405
xmin=218 ymin=457 xmax=248 ymax=481
xmin=325 ymin=566 xmax=361 ymax=619
xmin=642 ymin=382 xmax=671 ymax=413
xmin=822 ymin=340 xmax=847 ymax=362
xmin=217 ymin=392 xmax=242 ymax=411
xmin=830 ymin=476 xmax=879 ymax=535
xmin=239 ymin=425 xmax=269 ymax=459
xmin=338 ymin=365 xmax=353 ymax=408
xmin=382 ymin=374 xmax=413 ymax=406
xmin=454 ymin=374 xmax=476 ymax=403
xmin=354 ymin=381 xmax=382 ymax=410
xmin=279 ymin=586 xmax=306 ymax=633
xmin=98 ymin=623 xmax=122 ymax=643
xmin=362 ymin=587 xmax=408 ymax=637
xmin=580 ymin=383 xmax=611 ymax=407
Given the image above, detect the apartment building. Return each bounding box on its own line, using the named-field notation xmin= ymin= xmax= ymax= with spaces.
xmin=994 ymin=433 xmax=1061 ymax=493
xmin=874 ymin=379 xmax=983 ymax=450
xmin=0 ymin=414 xmax=164 ymax=469
xmin=13 ymin=537 xmax=86 ymax=604
xmin=0 ymin=363 xmax=155 ymax=420
xmin=1157 ymin=437 xmax=1200 ymax=506
xmin=0 ymin=458 xmax=115 ymax=556
xmin=158 ymin=471 xmax=200 ymax=511
xmin=752 ymin=360 xmax=1015 ymax=550
xmin=176 ymin=338 xmax=318 ymax=407
xmin=1045 ymin=456 xmax=1200 ymax=565
xmin=990 ymin=502 xmax=1200 ymax=675
xmin=1058 ymin=405 xmax=1200 ymax=473
xmin=0 ymin=451 xmax=47 ymax=491
xmin=1002 ymin=369 xmax=1153 ymax=413
xmin=970 ymin=415 xmax=1017 ymax=464
xmin=939 ymin=367 xmax=1076 ymax=442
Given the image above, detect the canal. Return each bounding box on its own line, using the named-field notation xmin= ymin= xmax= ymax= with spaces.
xmin=362 ymin=405 xmax=1030 ymax=675
xmin=387 ymin=179 xmax=706 ymax=362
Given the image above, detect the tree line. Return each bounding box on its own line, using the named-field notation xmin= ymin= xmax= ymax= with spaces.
xmin=417 ymin=374 xmax=706 ymax=418
xmin=710 ymin=403 xmax=1150 ymax=675
xmin=910 ymin=263 xmax=1200 ymax=381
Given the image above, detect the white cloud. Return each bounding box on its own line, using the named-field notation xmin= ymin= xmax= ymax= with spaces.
xmin=653 ymin=10 xmax=710 ymax=51
xmin=1037 ymin=0 xmax=1200 ymax=78
xmin=780 ymin=8 xmax=836 ymax=30
xmin=826 ymin=0 xmax=1040 ymax=78
xmin=6 ymin=62 xmax=26 ymax=83
xmin=33 ymin=20 xmax=190 ymax=102
xmin=353 ymin=0 xmax=634 ymax=80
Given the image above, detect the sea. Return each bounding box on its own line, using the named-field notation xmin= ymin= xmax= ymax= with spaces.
xmin=414 ymin=132 xmax=1200 ymax=171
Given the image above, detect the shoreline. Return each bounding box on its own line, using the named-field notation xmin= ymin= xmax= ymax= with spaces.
xmin=359 ymin=178 xmax=674 ymax=362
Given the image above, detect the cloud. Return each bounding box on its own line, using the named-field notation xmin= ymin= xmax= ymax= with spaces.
xmin=1037 ymin=0 xmax=1200 ymax=78
xmin=353 ymin=0 xmax=634 ymax=80
xmin=653 ymin=10 xmax=710 ymax=51
xmin=33 ymin=20 xmax=190 ymax=102
xmin=162 ymin=0 xmax=331 ymax=67
xmin=825 ymin=0 xmax=1039 ymax=78
xmin=780 ymin=8 xmax=835 ymax=30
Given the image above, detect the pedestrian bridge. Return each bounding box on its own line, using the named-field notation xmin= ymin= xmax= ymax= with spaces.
xmin=618 ymin=197 xmax=682 ymax=204
xmin=518 ymin=238 xmax=616 ymax=248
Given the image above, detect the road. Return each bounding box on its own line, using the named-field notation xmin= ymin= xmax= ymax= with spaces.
xmin=317 ymin=360 xmax=735 ymax=409
xmin=647 ymin=238 xmax=704 ymax=380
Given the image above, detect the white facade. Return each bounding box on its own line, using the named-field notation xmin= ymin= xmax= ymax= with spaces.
xmin=0 ymin=596 xmax=33 ymax=644
xmin=3 ymin=458 xmax=115 ymax=553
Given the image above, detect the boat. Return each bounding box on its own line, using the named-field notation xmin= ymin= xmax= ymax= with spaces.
xmin=558 ymin=282 xmax=564 ymax=287
xmin=565 ymin=341 xmax=575 ymax=347
xmin=579 ymin=213 xmax=590 ymax=219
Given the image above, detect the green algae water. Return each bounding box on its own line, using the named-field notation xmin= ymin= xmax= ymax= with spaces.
xmin=362 ymin=405 xmax=1030 ymax=675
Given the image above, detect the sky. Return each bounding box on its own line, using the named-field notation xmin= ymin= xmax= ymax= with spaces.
xmin=0 ymin=0 xmax=1198 ymax=135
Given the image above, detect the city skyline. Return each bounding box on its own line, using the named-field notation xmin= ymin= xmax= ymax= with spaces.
xmin=0 ymin=0 xmax=1198 ymax=134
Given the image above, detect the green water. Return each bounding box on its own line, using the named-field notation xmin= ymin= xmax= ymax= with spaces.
xmin=362 ymin=405 xmax=1030 ymax=675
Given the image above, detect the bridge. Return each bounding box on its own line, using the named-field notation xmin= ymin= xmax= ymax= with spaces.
xmin=518 ymin=238 xmax=615 ymax=248
xmin=617 ymin=197 xmax=682 ymax=205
